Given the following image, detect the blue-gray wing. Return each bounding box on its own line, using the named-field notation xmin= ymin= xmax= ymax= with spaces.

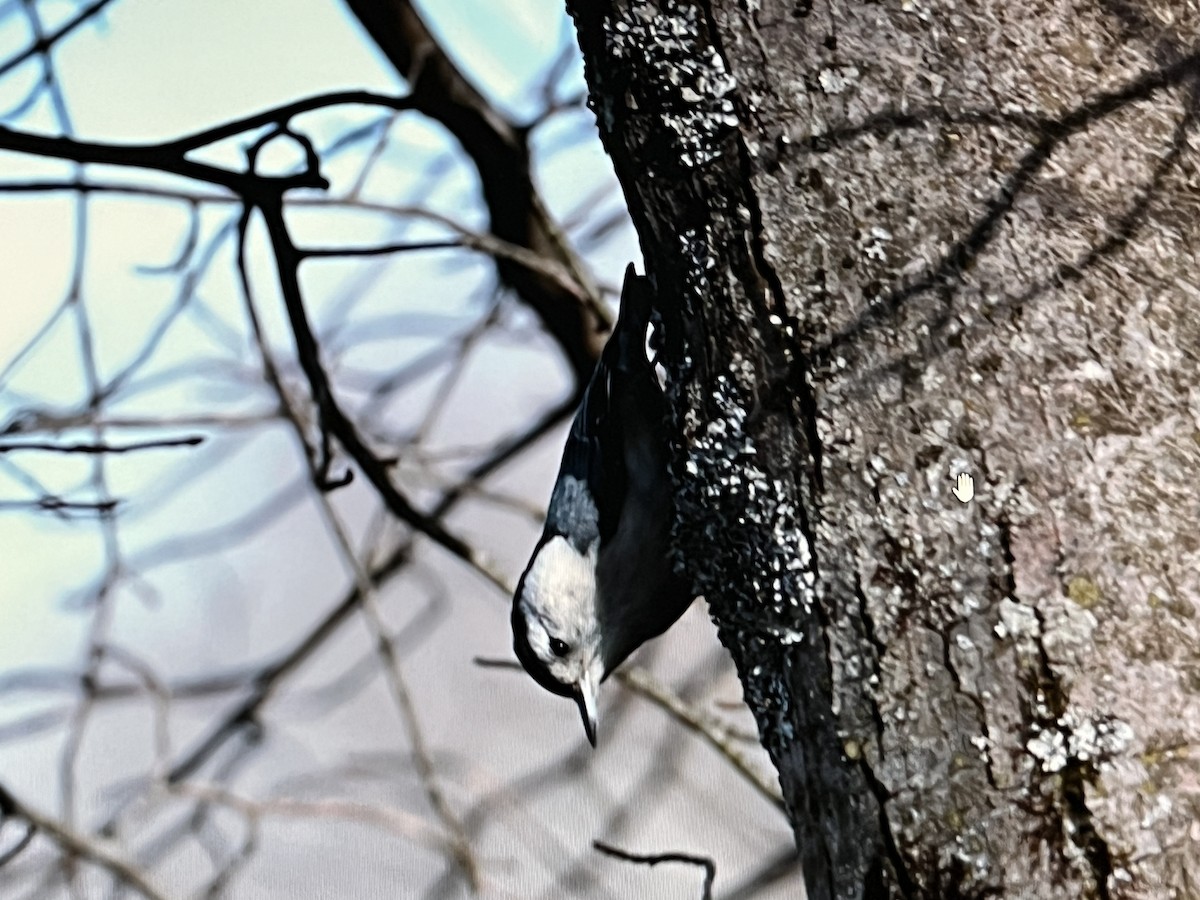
xmin=546 ymin=265 xmax=656 ymax=550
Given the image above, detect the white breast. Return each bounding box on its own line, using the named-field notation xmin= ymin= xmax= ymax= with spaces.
xmin=520 ymin=536 xmax=599 ymax=652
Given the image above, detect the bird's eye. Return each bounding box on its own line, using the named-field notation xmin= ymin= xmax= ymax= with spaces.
xmin=550 ymin=638 xmax=570 ymax=658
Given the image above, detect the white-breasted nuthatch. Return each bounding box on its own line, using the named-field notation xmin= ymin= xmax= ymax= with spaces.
xmin=511 ymin=264 xmax=694 ymax=746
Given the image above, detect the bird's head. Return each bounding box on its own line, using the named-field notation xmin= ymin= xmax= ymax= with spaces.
xmin=512 ymin=534 xmax=605 ymax=745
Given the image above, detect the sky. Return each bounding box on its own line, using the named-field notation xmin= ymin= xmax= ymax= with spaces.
xmin=0 ymin=0 xmax=615 ymax=663
xmin=0 ymin=3 xmax=799 ymax=898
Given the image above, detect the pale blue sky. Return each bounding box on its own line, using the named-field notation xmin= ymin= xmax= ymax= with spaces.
xmin=0 ymin=0 xmax=622 ymax=667
xmin=0 ymin=7 xmax=797 ymax=899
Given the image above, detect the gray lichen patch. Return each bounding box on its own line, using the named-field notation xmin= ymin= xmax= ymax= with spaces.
xmin=679 ymin=370 xmax=815 ymax=630
xmin=602 ymin=0 xmax=739 ymax=168
xmin=664 ymin=205 xmax=828 ymax=787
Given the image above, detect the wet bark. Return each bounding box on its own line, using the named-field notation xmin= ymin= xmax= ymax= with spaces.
xmin=568 ymin=2 xmax=1200 ymax=898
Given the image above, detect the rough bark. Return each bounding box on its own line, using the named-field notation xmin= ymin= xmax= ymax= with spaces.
xmin=569 ymin=2 xmax=1200 ymax=899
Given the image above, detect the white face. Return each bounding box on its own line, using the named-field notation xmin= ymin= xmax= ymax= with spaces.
xmin=519 ymin=535 xmax=601 ymax=685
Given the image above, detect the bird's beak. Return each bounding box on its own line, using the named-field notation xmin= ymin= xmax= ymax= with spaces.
xmin=574 ymin=665 xmax=599 ymax=747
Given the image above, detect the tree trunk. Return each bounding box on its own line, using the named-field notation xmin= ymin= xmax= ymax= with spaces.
xmin=568 ymin=2 xmax=1200 ymax=898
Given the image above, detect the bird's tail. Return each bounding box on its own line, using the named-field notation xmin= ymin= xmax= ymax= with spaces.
xmin=610 ymin=263 xmax=655 ymax=372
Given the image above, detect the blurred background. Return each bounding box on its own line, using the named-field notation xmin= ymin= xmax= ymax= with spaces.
xmin=0 ymin=1 xmax=797 ymax=897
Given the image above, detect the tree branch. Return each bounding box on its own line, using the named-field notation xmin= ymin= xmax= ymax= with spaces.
xmin=593 ymin=839 xmax=716 ymax=900
xmin=251 ymin=191 xmax=499 ymax=579
xmin=0 ymin=91 xmax=416 ymax=195
xmin=343 ymin=0 xmax=608 ymax=383
xmin=0 ymin=436 xmax=203 ymax=454
xmin=0 ymin=782 xmax=167 ymax=900
xmin=0 ymin=0 xmax=118 ymax=80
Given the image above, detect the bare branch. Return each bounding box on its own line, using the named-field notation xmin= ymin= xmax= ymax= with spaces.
xmin=0 ymin=819 xmax=35 ymax=868
xmin=343 ymin=0 xmax=608 ymax=382
xmin=0 ymin=123 xmax=324 ymax=195
xmin=0 ymin=783 xmax=168 ymax=900
xmin=0 ymin=0 xmax=118 ymax=80
xmin=158 ymin=397 xmax=571 ymax=790
xmin=251 ymin=191 xmax=505 ymax=583
xmin=474 ymin=656 xmax=784 ymax=811
xmin=311 ymin=494 xmax=482 ymax=892
xmin=0 ymin=91 xmax=418 ymax=195
xmin=0 ymin=436 xmax=203 ymax=454
xmin=170 ymin=782 xmax=448 ymax=855
xmin=592 ymin=839 xmax=716 ymax=900
xmin=165 ymin=90 xmax=414 ymax=153
xmin=299 ymin=234 xmax=599 ymax=312
xmin=229 ymin=229 xmax=485 ymax=889
xmin=298 ymin=239 xmax=462 ymax=257
xmin=615 ymin=667 xmax=784 ymax=812
xmin=0 ymin=498 xmax=118 ymax=516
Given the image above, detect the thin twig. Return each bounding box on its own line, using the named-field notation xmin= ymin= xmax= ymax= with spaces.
xmin=170 ymin=782 xmax=447 ymax=854
xmin=297 ymin=239 xmax=462 ymax=257
xmin=593 ymin=839 xmax=716 ymax=900
xmin=0 ymin=783 xmax=168 ymax=900
xmin=0 ymin=0 xmax=117 ymax=80
xmin=0 ymin=819 xmax=35 ymax=867
xmin=0 ymin=91 xmax=418 ymax=195
xmin=471 ymin=657 xmax=522 ymax=671
xmin=0 ymin=436 xmax=203 ymax=454
xmin=473 ymin=657 xmax=783 ymax=811
xmin=0 ymin=174 xmax=607 ymax=322
xmin=616 ymin=667 xmax=785 ymax=812
xmin=268 ymin=327 xmax=482 ymax=890
xmin=157 ymin=399 xmax=570 ymax=790
xmin=0 ymin=498 xmax=118 ymax=515
xmin=253 ymin=193 xmax=506 ymax=587
xmin=298 ymin=232 xmax=596 ymax=310
xmin=230 ymin=211 xmax=484 ymax=889
xmin=310 ymin=493 xmax=482 ymax=892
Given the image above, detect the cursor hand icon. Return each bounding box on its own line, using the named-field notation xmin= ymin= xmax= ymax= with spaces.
xmin=952 ymin=472 xmax=974 ymax=504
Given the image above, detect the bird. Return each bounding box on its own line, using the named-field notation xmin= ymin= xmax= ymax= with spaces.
xmin=511 ymin=264 xmax=695 ymax=746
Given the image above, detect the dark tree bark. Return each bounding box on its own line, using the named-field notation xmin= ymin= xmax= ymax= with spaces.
xmin=569 ymin=2 xmax=1200 ymax=899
